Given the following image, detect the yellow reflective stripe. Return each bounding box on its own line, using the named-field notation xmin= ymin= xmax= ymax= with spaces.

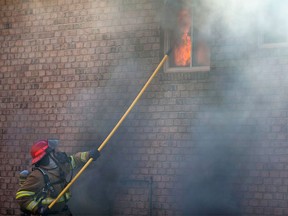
xmin=41 ymin=197 xmax=64 ymax=205
xmin=41 ymin=193 xmax=71 ymax=205
xmin=16 ymin=191 xmax=35 ymax=199
xmin=26 ymin=200 xmax=39 ymax=211
xmin=80 ymin=152 xmax=89 ymax=162
xmin=70 ymin=156 xmax=76 ymax=169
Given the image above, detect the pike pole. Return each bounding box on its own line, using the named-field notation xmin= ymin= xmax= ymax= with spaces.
xmin=48 ymin=48 xmax=172 ymax=210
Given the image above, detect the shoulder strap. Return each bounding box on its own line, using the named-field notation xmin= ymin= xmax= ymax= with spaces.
xmin=34 ymin=167 xmax=50 ymax=186
xmin=34 ymin=167 xmax=57 ymax=199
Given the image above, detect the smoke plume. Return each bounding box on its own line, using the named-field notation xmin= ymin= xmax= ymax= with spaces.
xmin=160 ymin=0 xmax=288 ymax=215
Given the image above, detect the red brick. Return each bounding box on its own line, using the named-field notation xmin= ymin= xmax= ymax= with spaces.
xmin=1 ymin=0 xmax=288 ymax=215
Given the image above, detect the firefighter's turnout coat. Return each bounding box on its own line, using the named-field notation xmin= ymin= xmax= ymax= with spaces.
xmin=16 ymin=151 xmax=91 ymax=215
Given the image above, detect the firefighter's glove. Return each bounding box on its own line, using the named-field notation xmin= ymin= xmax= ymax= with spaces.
xmin=37 ymin=206 xmax=48 ymax=216
xmin=89 ymin=149 xmax=100 ymax=161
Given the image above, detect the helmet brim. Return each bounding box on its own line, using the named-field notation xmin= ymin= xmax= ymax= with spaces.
xmin=31 ymin=151 xmax=47 ymax=164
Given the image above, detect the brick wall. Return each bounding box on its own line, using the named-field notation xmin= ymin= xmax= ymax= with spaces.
xmin=1 ymin=0 xmax=288 ymax=216
xmin=0 ymin=0 xmax=161 ymax=215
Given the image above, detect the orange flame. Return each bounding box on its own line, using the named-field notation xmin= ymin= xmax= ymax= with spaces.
xmin=173 ymin=9 xmax=191 ymax=67
xmin=174 ymin=33 xmax=191 ymax=66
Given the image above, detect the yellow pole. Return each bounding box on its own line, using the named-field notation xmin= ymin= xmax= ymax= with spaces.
xmin=48 ymin=49 xmax=172 ymax=210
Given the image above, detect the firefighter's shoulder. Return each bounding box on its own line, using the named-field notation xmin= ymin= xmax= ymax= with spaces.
xmin=20 ymin=168 xmax=46 ymax=190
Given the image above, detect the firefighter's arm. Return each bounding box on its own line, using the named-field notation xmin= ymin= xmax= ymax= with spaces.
xmin=15 ymin=173 xmax=45 ymax=214
xmin=69 ymin=150 xmax=100 ymax=169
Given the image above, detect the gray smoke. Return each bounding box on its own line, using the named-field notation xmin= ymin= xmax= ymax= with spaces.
xmin=55 ymin=0 xmax=288 ymax=215
xmin=67 ymin=2 xmax=161 ymax=211
xmin=160 ymin=0 xmax=288 ymax=215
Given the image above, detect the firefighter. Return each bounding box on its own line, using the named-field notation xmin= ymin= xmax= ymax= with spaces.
xmin=16 ymin=140 xmax=100 ymax=216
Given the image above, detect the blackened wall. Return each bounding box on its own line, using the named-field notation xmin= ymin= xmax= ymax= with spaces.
xmin=1 ymin=0 xmax=288 ymax=216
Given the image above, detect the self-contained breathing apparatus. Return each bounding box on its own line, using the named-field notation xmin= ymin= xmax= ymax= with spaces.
xmin=19 ymin=139 xmax=73 ymax=216
xmin=33 ymin=150 xmax=72 ymax=199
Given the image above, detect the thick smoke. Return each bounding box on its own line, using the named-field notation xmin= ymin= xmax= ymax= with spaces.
xmin=70 ymin=0 xmax=288 ymax=215
xmin=24 ymin=0 xmax=288 ymax=215
xmin=161 ymin=0 xmax=288 ymax=215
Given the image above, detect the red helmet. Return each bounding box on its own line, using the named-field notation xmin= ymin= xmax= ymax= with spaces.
xmin=30 ymin=140 xmax=49 ymax=164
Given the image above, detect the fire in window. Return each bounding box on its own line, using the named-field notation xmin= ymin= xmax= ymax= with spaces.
xmin=173 ymin=9 xmax=192 ymax=67
xmin=164 ymin=5 xmax=210 ymax=72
